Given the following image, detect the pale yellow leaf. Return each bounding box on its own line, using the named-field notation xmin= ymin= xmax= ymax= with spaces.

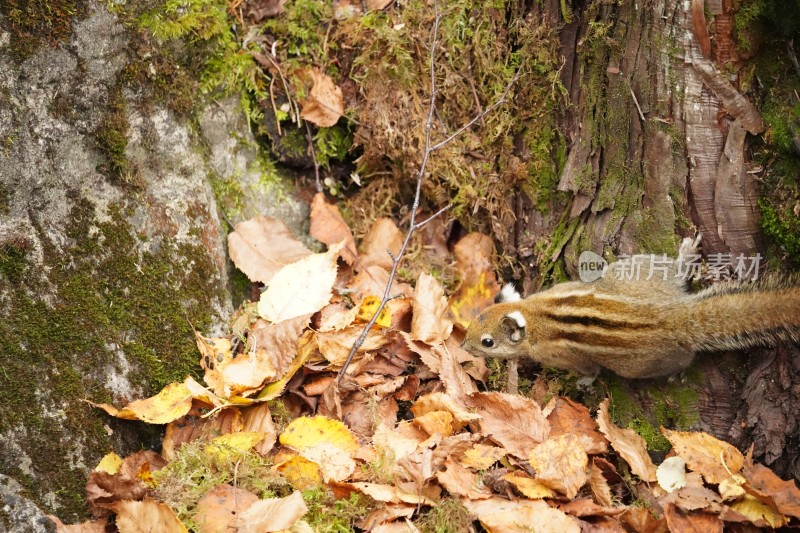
xmin=95 ymin=452 xmax=123 ymax=475
xmin=110 ymin=499 xmax=188 ymax=533
xmin=661 ymin=427 xmax=744 ymax=485
xmin=227 ymin=215 xmax=311 ymax=284
xmin=657 ymin=456 xmax=687 ymax=493
xmin=236 ymin=491 xmax=309 ymax=533
xmin=462 ymin=497 xmax=580 ymax=533
xmin=729 ymin=495 xmax=788 ymax=528
xmin=279 ymin=416 xmax=358 ymax=481
xmin=410 ymin=273 xmax=453 ymax=344
xmin=258 ymin=243 xmax=342 ymax=323
xmin=528 ymin=434 xmax=588 ymax=499
xmin=596 ymin=399 xmax=657 ymax=482
xmin=503 ymin=471 xmax=557 ymax=499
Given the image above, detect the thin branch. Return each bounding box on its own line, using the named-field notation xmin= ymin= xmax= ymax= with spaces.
xmin=337 ymin=0 xmax=517 ymax=383
xmin=305 ymin=121 xmax=322 ymax=193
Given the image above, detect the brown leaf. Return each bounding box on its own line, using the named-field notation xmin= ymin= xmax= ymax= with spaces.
xmin=462 ymin=497 xmax=581 ymax=533
xmin=410 ymin=273 xmax=453 ymax=344
xmin=413 ymin=410 xmax=454 ymax=438
xmin=463 ymin=392 xmax=549 ymax=458
xmin=316 ymin=324 xmax=390 ymax=367
xmin=235 ymin=491 xmax=309 ymax=532
xmin=658 ymin=485 xmax=723 ymax=512
xmin=661 ymin=428 xmax=743 ymax=485
xmin=357 ymin=504 xmax=415 ymax=531
xmin=556 ymin=498 xmax=627 ymax=517
xmin=244 ymin=0 xmax=286 ymax=22
xmin=435 ymin=458 xmax=492 ymax=499
xmin=162 ymin=405 xmax=242 ymax=461
xmin=360 ymin=218 xmax=403 ymax=271
xmin=86 ymin=451 xmax=167 ymax=517
xmin=460 ymin=443 xmax=507 ymax=471
xmin=620 ymin=507 xmax=668 ymax=533
xmin=434 ymin=341 xmax=478 ymax=400
xmin=110 ymin=499 xmax=187 ymax=532
xmin=347 ymin=265 xmax=413 ymax=301
xmin=346 ymin=482 xmax=435 ymax=505
xmin=317 ymin=302 xmax=359 ymax=332
xmin=448 ymin=233 xmax=500 ymax=328
xmin=411 ymin=392 xmax=481 ymax=433
xmin=547 ymin=397 xmax=608 ymax=454
xmin=48 ymin=516 xmax=108 ymax=533
xmin=503 ymin=470 xmax=556 ymax=499
xmin=596 ymin=399 xmax=657 ymax=482
xmin=588 ymin=460 xmax=614 ymax=507
xmin=339 ymin=391 xmax=397 ymax=438
xmin=742 ymin=462 xmax=800 ymax=519
xmin=227 ymin=215 xmax=311 ymax=284
xmin=299 ymin=69 xmax=345 ymax=127
xmin=195 ymin=484 xmax=259 ymax=533
xmin=529 ymin=434 xmax=588 ymax=499
xmin=365 ymin=0 xmax=392 ymax=10
xmin=241 ymin=402 xmax=277 ymax=455
xmin=662 ymin=503 xmax=723 ymax=533
xmin=372 ymin=422 xmax=426 ymax=463
xmin=310 ymin=192 xmax=358 ymax=264
xmin=250 ymin=315 xmax=311 ymax=378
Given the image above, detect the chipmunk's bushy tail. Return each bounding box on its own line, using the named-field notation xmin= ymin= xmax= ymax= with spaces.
xmin=685 ymin=276 xmax=800 ymax=352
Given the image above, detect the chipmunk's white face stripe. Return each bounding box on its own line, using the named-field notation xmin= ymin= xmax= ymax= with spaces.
xmin=498 ymin=284 xmax=522 ymax=303
xmin=506 ymin=311 xmax=526 ymax=328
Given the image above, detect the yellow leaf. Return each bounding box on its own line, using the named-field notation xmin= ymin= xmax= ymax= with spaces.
xmin=205 ymin=432 xmax=266 ymax=462
xmin=461 ymin=444 xmax=507 ymax=471
xmin=729 ymin=495 xmax=789 ymax=528
xmin=275 ymin=453 xmax=322 ymax=490
xmin=356 ymin=295 xmax=392 ymax=327
xmin=528 ymin=434 xmax=588 ymax=499
xmin=125 ymin=382 xmax=194 ymax=424
xmin=110 ymin=499 xmax=188 ymax=533
xmin=258 ymin=243 xmax=342 ymax=324
xmin=503 ymin=471 xmax=557 ymax=499
xmin=94 ymin=452 xmax=123 ymax=475
xmin=258 ymin=332 xmax=317 ymax=400
xmin=279 ymin=416 xmax=358 ymax=482
xmin=661 ymin=427 xmax=744 ymax=484
xmin=410 ymin=273 xmax=453 ymax=344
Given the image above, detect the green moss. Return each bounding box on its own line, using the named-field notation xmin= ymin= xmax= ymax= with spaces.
xmin=417 ymin=498 xmax=473 ymax=533
xmin=94 ymin=84 xmax=136 ymax=184
xmin=302 ymin=488 xmax=373 ymax=532
xmin=0 ymin=0 xmax=86 ymax=60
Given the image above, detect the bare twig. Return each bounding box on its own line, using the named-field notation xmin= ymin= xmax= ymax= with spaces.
xmin=305 ymin=121 xmax=322 ymax=193
xmin=336 ymin=1 xmax=519 ymax=383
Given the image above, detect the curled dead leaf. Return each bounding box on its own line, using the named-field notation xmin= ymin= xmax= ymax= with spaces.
xmin=596 ymin=399 xmax=657 ymax=482
xmin=299 ymin=68 xmax=344 ymax=127
xmin=310 ymin=192 xmax=358 ymax=265
xmin=227 ymin=216 xmax=311 ymax=284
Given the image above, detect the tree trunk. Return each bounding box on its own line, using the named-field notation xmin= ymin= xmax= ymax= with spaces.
xmin=512 ymin=0 xmax=800 ymax=480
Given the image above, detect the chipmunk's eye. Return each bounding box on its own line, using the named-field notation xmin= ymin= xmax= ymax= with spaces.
xmin=481 ymin=335 xmax=494 ymax=348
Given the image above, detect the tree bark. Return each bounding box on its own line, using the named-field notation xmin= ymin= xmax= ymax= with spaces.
xmin=513 ymin=0 xmax=799 ymax=480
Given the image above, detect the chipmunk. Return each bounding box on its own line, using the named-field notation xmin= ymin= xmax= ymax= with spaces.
xmin=462 ymin=236 xmax=800 ymax=380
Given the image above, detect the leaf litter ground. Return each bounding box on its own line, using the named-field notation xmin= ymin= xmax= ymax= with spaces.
xmin=57 ymin=194 xmax=800 ymax=532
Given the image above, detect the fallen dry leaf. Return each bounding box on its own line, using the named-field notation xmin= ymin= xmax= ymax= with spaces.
xmin=318 ymin=302 xmax=360 ymax=332
xmin=198 ymin=333 xmax=276 ymax=399
xmin=162 ymin=405 xmax=242 ymax=461
xmin=448 ymin=233 xmax=500 ymax=327
xmin=460 ymin=443 xmax=507 ymax=470
xmin=596 ymin=399 xmax=657 ymax=482
xmin=279 ymin=416 xmax=359 ymax=482
xmin=195 ymin=484 xmax=259 ymax=533
xmin=257 ymin=331 xmax=317 ymax=400
xmin=528 ymin=433 xmax=588 ymax=499
xmin=411 ymin=392 xmax=481 ymax=433
xmin=227 ymin=215 xmax=311 ymax=284
xmin=347 ymin=482 xmax=435 ymax=505
xmin=372 ymin=421 xmax=426 ymax=463
xmin=240 ymin=401 xmax=277 ymax=455
xmin=235 ymin=490 xmax=309 ymax=533
xmin=410 ymin=273 xmax=453 ymax=345
xmin=463 ymin=392 xmax=549 ymax=458
xmin=462 ymin=497 xmax=581 ymax=533
xmin=274 ymin=451 xmax=322 ymax=490
xmin=588 ymin=460 xmax=614 ymax=507
xmin=347 ymin=264 xmax=413 ymax=301
xmin=412 ymin=410 xmax=454 ymax=438
xmin=503 ymin=470 xmax=557 ymax=499
xmin=657 ymin=456 xmax=687 ymax=493
xmin=662 ymin=503 xmax=723 ymax=533
xmin=316 ymin=323 xmax=390 ymax=367
xmin=204 ymin=432 xmax=266 ymax=462
xmin=110 ymin=498 xmax=188 ymax=533
xmin=299 ymin=68 xmax=344 ymax=127
xmin=742 ymin=462 xmax=800 ymax=519
xmin=620 ymin=507 xmax=668 ymax=533
xmin=356 ymin=295 xmax=392 ymax=327
xmin=95 ymin=452 xmax=123 ymax=475
xmin=435 ymin=458 xmax=492 ymax=500
xmin=310 ymin=192 xmax=358 ymax=265
xmin=556 ymin=498 xmax=627 ymax=517
xmin=359 ymin=218 xmax=403 ymax=271
xmin=258 ymin=242 xmax=342 ymax=323
xmin=88 ymin=381 xmax=194 ymax=425
xmin=357 ymin=504 xmax=415 ymax=531
xmin=727 ymin=494 xmax=789 ymax=528
xmin=249 ymin=314 xmax=311 ymax=375
xmin=546 ymin=396 xmax=608 ymax=455
xmin=661 ymin=428 xmax=743 ymax=485
xmin=48 ymin=516 xmax=108 ymax=532
xmin=244 ymin=0 xmax=286 ymax=22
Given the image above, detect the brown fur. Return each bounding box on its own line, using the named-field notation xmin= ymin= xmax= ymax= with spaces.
xmin=463 ymin=245 xmax=800 ymax=379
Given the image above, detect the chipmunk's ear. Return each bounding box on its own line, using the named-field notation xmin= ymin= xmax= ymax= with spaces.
xmin=496 ymin=283 xmax=522 ymax=303
xmin=501 ymin=311 xmax=526 ymax=343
